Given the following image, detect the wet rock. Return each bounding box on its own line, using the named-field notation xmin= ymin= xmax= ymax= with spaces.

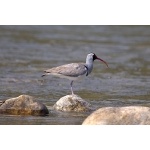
xmin=0 ymin=95 xmax=49 ymax=116
xmin=82 ymin=106 xmax=150 ymax=125
xmin=53 ymin=95 xmax=92 ymax=112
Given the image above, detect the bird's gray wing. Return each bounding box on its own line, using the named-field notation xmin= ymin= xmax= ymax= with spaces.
xmin=44 ymin=63 xmax=87 ymax=77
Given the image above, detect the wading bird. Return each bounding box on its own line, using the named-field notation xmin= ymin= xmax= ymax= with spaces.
xmin=42 ymin=53 xmax=108 ymax=95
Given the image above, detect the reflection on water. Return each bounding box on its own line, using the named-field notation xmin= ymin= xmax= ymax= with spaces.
xmin=0 ymin=26 xmax=150 ymax=124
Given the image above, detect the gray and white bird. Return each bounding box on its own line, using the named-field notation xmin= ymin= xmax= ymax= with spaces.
xmin=42 ymin=53 xmax=108 ymax=95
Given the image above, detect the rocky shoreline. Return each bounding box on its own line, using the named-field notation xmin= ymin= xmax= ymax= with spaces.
xmin=1 ymin=94 xmax=150 ymax=125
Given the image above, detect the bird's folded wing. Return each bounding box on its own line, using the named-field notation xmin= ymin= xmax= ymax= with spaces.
xmin=44 ymin=63 xmax=87 ymax=77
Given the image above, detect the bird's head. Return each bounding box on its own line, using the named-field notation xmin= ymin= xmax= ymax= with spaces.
xmin=87 ymin=53 xmax=109 ymax=68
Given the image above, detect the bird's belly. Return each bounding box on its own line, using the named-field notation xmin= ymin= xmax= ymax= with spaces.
xmin=50 ymin=73 xmax=85 ymax=81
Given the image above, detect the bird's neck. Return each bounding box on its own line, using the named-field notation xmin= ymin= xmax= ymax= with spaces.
xmin=86 ymin=59 xmax=94 ymax=75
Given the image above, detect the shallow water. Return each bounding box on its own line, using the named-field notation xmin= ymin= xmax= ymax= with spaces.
xmin=0 ymin=26 xmax=150 ymax=125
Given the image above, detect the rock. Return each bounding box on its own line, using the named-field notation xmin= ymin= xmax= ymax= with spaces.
xmin=53 ymin=95 xmax=92 ymax=112
xmin=0 ymin=95 xmax=49 ymax=116
xmin=82 ymin=106 xmax=150 ymax=125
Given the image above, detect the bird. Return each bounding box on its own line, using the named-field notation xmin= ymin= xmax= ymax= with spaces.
xmin=42 ymin=53 xmax=108 ymax=95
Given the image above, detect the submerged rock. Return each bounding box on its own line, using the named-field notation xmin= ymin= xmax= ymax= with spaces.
xmin=82 ymin=106 xmax=150 ymax=125
xmin=53 ymin=95 xmax=92 ymax=112
xmin=0 ymin=95 xmax=49 ymax=116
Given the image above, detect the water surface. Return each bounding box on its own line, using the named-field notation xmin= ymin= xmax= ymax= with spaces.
xmin=0 ymin=26 xmax=150 ymax=124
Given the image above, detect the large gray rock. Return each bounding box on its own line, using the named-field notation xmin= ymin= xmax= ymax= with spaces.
xmin=82 ymin=106 xmax=150 ymax=125
xmin=0 ymin=95 xmax=49 ymax=116
xmin=53 ymin=95 xmax=92 ymax=112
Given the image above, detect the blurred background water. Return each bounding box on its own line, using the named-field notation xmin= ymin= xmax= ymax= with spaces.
xmin=0 ymin=26 xmax=150 ymax=124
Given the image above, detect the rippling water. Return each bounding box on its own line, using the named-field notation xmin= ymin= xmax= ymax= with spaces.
xmin=0 ymin=26 xmax=150 ymax=124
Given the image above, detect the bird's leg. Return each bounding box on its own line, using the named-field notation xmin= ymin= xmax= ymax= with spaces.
xmin=70 ymin=81 xmax=74 ymax=95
